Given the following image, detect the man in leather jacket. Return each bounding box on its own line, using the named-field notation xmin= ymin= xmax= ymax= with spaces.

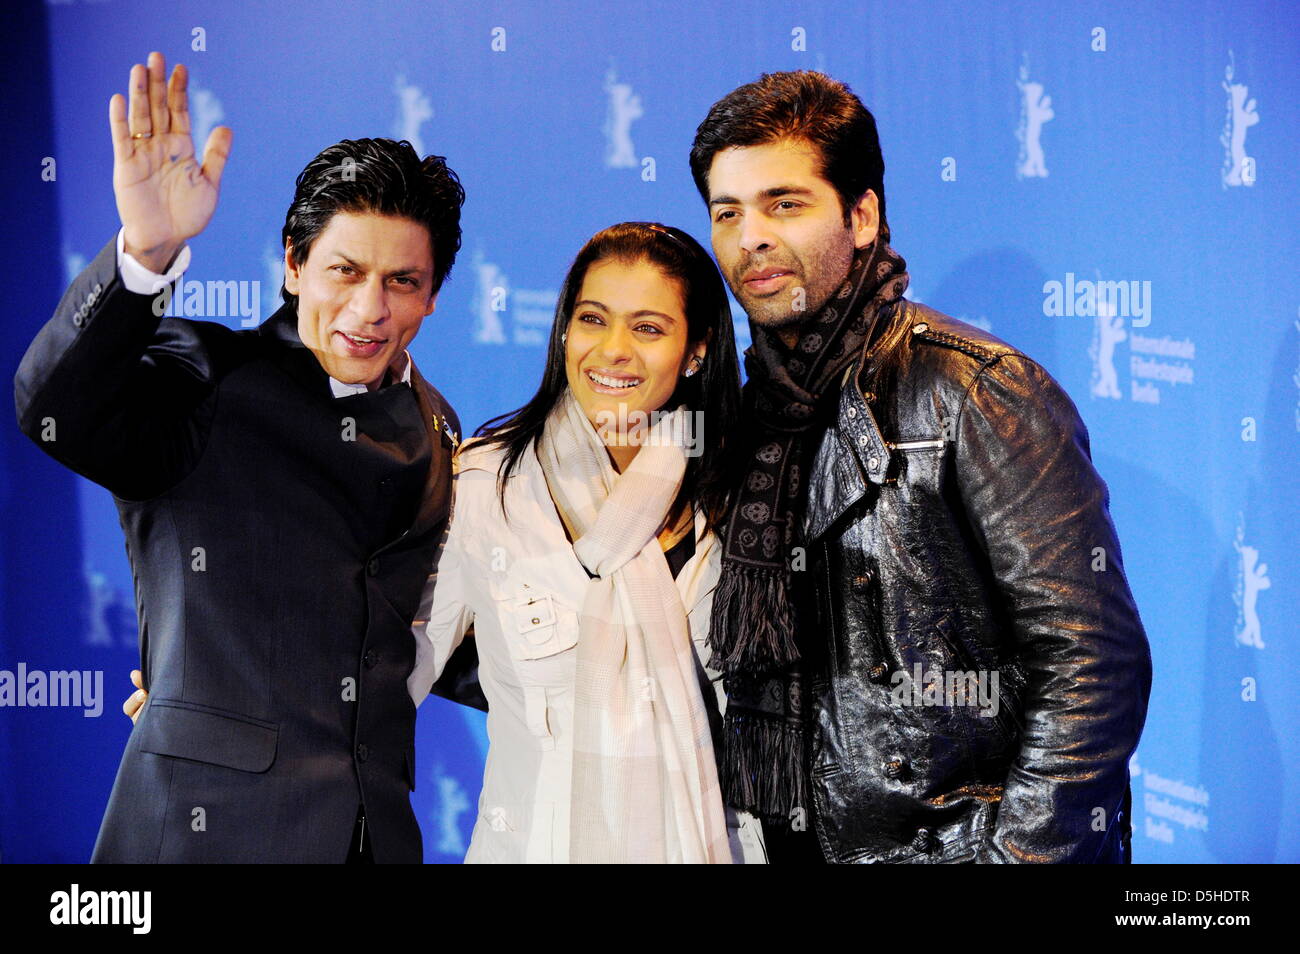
xmin=691 ymin=71 xmax=1152 ymax=863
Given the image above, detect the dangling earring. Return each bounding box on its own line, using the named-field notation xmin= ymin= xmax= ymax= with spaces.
xmin=684 ymin=355 xmax=703 ymax=378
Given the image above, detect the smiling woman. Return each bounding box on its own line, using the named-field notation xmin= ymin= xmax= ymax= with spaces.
xmin=404 ymin=222 xmax=763 ymax=863
xmin=564 ymin=257 xmax=704 ymax=473
xmin=477 ymin=222 xmax=741 ymax=533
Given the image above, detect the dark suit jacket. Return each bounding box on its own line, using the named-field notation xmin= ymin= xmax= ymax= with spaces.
xmin=15 ymin=235 xmax=465 ymax=862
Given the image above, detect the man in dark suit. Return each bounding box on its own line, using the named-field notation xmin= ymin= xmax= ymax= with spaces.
xmin=15 ymin=52 xmax=469 ymax=862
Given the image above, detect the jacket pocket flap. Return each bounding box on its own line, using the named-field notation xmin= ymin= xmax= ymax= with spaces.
xmin=138 ymin=699 xmax=278 ymax=773
xmin=489 ymin=583 xmax=581 ymax=660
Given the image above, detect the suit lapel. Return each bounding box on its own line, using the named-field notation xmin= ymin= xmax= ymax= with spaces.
xmin=397 ymin=361 xmax=455 ymax=549
xmin=258 ymin=304 xmax=453 ymax=549
xmin=258 ymin=303 xmax=334 ymax=398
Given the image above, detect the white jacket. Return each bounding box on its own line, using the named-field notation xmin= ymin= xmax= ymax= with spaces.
xmin=409 ymin=438 xmax=767 ymax=863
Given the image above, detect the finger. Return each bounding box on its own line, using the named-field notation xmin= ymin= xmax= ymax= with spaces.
xmin=127 ymin=63 xmax=150 ymax=137
xmin=109 ymin=93 xmax=131 ymax=163
xmin=123 ymin=690 xmax=143 ymax=718
xmin=130 ymin=669 xmax=143 ymax=690
xmin=199 ymin=125 xmax=233 ymax=188
xmin=167 ymin=62 xmax=190 ymax=137
xmin=148 ymin=51 xmax=169 ymax=136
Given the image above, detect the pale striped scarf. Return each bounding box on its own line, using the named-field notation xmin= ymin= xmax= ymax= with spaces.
xmin=536 ymin=390 xmax=732 ymax=864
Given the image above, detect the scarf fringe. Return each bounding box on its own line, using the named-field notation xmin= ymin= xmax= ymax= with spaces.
xmin=706 ymin=564 xmax=801 ymax=672
xmin=719 ymin=709 xmax=809 ymax=822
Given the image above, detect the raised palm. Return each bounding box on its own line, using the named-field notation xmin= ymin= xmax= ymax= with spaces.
xmin=110 ymin=52 xmax=232 ymax=268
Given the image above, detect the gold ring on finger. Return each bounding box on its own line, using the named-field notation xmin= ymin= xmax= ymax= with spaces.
xmin=130 ymin=132 xmax=153 ymax=139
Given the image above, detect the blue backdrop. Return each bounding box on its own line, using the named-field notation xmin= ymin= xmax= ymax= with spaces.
xmin=3 ymin=0 xmax=1297 ymax=862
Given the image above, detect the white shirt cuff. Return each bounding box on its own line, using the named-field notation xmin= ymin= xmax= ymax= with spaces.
xmin=116 ymin=228 xmax=192 ymax=295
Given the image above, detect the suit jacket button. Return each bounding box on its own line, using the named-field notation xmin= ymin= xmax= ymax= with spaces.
xmin=364 ymin=650 xmax=379 ymax=669
xmin=356 ymin=743 xmax=369 ymax=762
xmin=367 ymin=557 xmax=380 ymax=576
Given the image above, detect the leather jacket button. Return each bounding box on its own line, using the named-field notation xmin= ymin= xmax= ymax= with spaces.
xmin=911 ymin=828 xmax=935 ymax=853
xmin=883 ymin=758 xmax=908 ymax=780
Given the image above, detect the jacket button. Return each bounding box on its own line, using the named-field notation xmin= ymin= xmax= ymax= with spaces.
xmin=72 ymin=312 xmax=85 ymax=328
xmin=367 ymin=557 xmax=380 ymax=576
xmin=851 ymin=572 xmax=873 ymax=595
xmin=867 ymin=456 xmax=880 ymax=471
xmin=883 ymin=758 xmax=908 ymax=780
xmin=364 ymin=650 xmax=379 ymax=668
xmin=911 ymin=828 xmax=936 ymax=852
xmin=847 ymin=406 xmax=858 ymax=419
xmin=868 ymin=663 xmax=890 ymax=684
xmin=356 ymin=743 xmax=369 ymax=762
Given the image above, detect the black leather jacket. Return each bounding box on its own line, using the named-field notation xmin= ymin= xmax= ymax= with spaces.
xmin=801 ymin=299 xmax=1152 ymax=863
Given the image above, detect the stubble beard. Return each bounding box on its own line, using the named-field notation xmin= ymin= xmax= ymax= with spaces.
xmin=732 ymin=228 xmax=856 ymax=335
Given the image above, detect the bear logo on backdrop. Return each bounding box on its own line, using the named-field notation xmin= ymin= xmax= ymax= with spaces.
xmin=1220 ymin=50 xmax=1259 ymax=189
xmin=394 ymin=75 xmax=434 ymax=158
xmin=1090 ymin=299 xmax=1127 ymax=401
xmin=1016 ymin=55 xmax=1054 ymax=179
xmin=604 ymin=65 xmax=643 ymax=169
xmin=1233 ymin=517 xmax=1270 ymax=651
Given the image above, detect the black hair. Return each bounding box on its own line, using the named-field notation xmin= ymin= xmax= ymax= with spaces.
xmin=474 ymin=223 xmax=743 ymax=536
xmin=689 ymin=71 xmax=890 ymax=242
xmin=280 ymin=138 xmax=465 ymax=307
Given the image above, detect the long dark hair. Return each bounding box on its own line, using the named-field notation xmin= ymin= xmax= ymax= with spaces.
xmin=474 ymin=222 xmax=742 ymax=535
